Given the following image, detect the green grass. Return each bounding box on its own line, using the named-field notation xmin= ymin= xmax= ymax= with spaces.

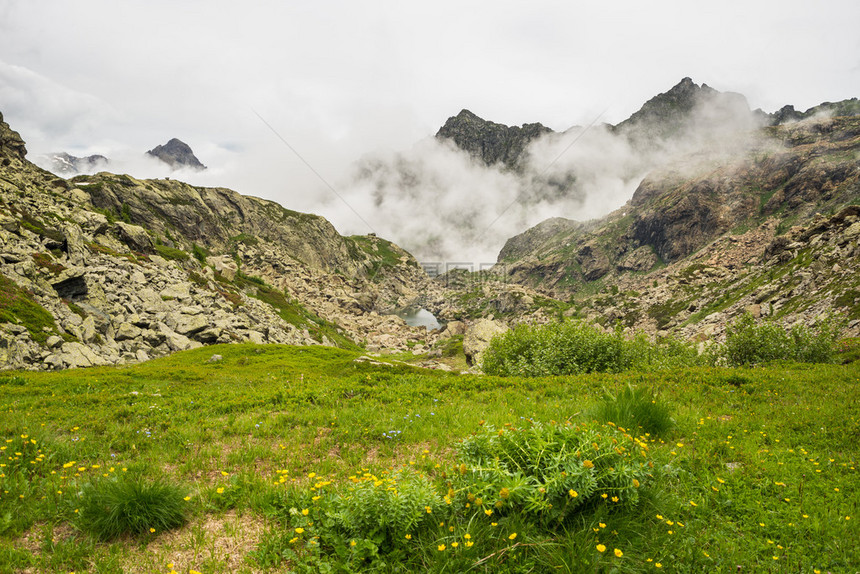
xmin=0 ymin=343 xmax=857 ymax=572
xmin=0 ymin=273 xmax=59 ymax=343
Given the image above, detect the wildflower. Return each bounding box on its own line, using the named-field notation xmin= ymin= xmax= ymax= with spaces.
xmin=465 ymin=541 xmax=474 ymax=548
xmin=599 ymin=522 xmax=606 ymax=529
xmin=569 ymin=489 xmax=578 ymax=498
xmin=499 ymin=487 xmax=510 ymax=499
xmin=464 ymin=534 xmax=471 ymax=540
xmin=184 ymin=496 xmax=191 ymax=501
xmin=484 ymin=509 xmax=493 ymax=516
xmin=690 ymin=500 xmax=697 ymax=506
xmin=216 ymin=487 xmax=224 ymax=494
xmin=149 ymin=528 xmax=155 ymax=533
xmin=611 ymin=496 xmax=619 ymax=502
xmin=583 ymin=460 xmax=595 ymax=469
xmin=596 ymin=544 xmax=606 ymax=552
xmin=302 ymin=508 xmax=309 ymax=516
xmin=452 ymin=542 xmax=459 ymax=548
xmin=633 ymin=479 xmax=640 ymax=488
xmin=655 ymin=563 xmax=662 ymax=568
xmin=220 ymin=471 xmax=228 ymax=476
xmin=614 ymin=548 xmax=623 ymax=557
xmin=601 ymin=493 xmax=608 ymax=499
xmin=438 ymin=544 xmax=446 ymax=551
xmin=289 ymin=537 xmax=298 ymax=544
xmin=350 ymin=540 xmax=357 ymax=547
xmin=491 ymin=522 xmax=498 ymax=527
xmin=509 ymin=533 xmax=517 ymax=540
xmin=405 ymin=534 xmax=412 ymax=540
xmin=295 ymin=527 xmax=305 ymax=534
xmin=425 ymin=506 xmax=432 ymax=514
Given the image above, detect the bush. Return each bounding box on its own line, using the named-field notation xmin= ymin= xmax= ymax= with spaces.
xmin=722 ymin=313 xmax=841 ymax=366
xmin=482 ymin=321 xmax=632 ymax=377
xmin=592 ymin=383 xmax=675 ymax=436
xmin=481 ymin=320 xmax=703 ymax=377
xmin=75 ymin=475 xmax=188 ymax=540
xmin=454 ymin=421 xmax=650 ymax=526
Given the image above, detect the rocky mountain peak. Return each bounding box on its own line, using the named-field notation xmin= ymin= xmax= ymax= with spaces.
xmin=435 ymin=109 xmax=553 ymax=170
xmin=0 ymin=111 xmax=27 ymax=163
xmin=613 ymin=77 xmax=753 ymax=143
xmin=146 ymin=138 xmax=206 ymax=170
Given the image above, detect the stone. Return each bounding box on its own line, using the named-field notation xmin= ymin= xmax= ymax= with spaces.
xmin=46 ymin=335 xmax=64 ymax=349
xmin=59 ymin=342 xmax=107 ymax=368
xmin=463 ymin=319 xmax=510 ymax=367
xmin=114 ymin=222 xmax=154 ymax=253
xmin=208 ymin=354 xmax=223 ymax=363
xmin=115 ymin=322 xmax=142 ymax=341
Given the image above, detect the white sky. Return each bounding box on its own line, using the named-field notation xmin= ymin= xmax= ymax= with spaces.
xmin=1 ymin=0 xmax=859 ymax=260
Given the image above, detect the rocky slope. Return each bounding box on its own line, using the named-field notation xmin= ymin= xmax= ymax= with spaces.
xmin=0 ymin=111 xmax=454 ymax=371
xmin=495 ymin=115 xmax=860 ymax=339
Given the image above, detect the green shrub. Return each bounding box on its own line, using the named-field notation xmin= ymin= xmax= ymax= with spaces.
xmin=455 ymin=421 xmax=650 ymax=526
xmin=482 ymin=321 xmax=632 ymax=377
xmin=153 ymin=244 xmax=190 ymax=262
xmin=592 ymin=383 xmax=675 ymax=436
xmin=74 ymin=475 xmax=189 ymax=540
xmin=721 ymin=313 xmax=841 ymax=366
xmin=482 ymin=321 xmax=704 ymax=376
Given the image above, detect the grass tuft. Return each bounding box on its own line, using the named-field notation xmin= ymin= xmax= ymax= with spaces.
xmin=75 ymin=474 xmax=189 ymax=540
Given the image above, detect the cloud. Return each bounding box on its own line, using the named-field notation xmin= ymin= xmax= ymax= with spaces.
xmin=0 ymin=61 xmax=118 ymax=152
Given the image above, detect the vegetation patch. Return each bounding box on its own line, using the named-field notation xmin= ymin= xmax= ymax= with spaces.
xmin=0 ymin=273 xmax=59 ymax=343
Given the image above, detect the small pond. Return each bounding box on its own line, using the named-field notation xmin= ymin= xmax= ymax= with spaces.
xmin=394 ymin=308 xmax=442 ymax=331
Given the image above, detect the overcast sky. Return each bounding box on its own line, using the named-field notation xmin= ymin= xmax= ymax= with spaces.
xmin=2 ymin=0 xmax=859 ymax=259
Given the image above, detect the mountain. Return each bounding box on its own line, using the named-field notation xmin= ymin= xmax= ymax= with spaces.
xmin=435 ymin=109 xmax=553 ymax=170
xmin=146 ymin=138 xmax=206 ymax=170
xmin=45 ymin=152 xmax=109 ymax=175
xmin=0 ymin=111 xmax=453 ymax=371
xmin=496 ymin=115 xmax=860 ymax=339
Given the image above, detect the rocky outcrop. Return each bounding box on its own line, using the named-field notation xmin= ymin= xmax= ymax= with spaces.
xmin=0 ymin=111 xmax=27 ymax=163
xmin=435 ymin=109 xmax=552 ymax=170
xmin=463 ymin=319 xmax=509 ymax=366
xmin=146 ymin=138 xmax=206 ymax=170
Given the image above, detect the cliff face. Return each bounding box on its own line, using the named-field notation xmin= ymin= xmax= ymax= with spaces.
xmin=0 ymin=111 xmax=27 ymax=163
xmin=435 ymin=109 xmax=553 ymax=170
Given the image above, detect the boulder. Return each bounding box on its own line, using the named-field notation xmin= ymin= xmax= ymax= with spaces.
xmin=114 ymin=222 xmax=154 ymax=253
xmin=463 ymin=319 xmax=509 ymax=367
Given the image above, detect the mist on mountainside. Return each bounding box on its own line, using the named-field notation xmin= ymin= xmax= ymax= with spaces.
xmin=326 ymin=82 xmax=767 ymax=265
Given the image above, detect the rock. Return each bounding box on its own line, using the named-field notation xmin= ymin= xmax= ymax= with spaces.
xmin=208 ymin=354 xmax=223 ymax=363
xmin=81 ymin=316 xmax=98 ymax=343
xmin=745 ymin=304 xmax=762 ymax=319
xmin=115 ymin=322 xmax=142 ymax=341
xmin=617 ymin=246 xmax=658 ymax=272
xmin=207 ymin=255 xmax=238 ymax=281
xmin=59 ymin=342 xmax=108 ymax=368
xmin=114 ymin=222 xmax=154 ymax=253
xmin=463 ymin=319 xmax=509 ymax=367
xmin=45 ymin=335 xmax=64 ymax=349
xmin=174 ymin=314 xmax=209 ymax=336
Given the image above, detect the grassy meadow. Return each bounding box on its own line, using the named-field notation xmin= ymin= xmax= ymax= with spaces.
xmin=0 ymin=343 xmax=858 ymax=573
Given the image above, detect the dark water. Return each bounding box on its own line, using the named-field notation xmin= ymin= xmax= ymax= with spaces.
xmin=395 ymin=308 xmax=442 ymax=330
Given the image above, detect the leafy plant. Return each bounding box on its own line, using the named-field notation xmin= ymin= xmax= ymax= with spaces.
xmin=592 ymin=383 xmax=674 ymax=436
xmin=721 ymin=313 xmax=841 ymax=366
xmin=74 ymin=474 xmax=189 ymax=540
